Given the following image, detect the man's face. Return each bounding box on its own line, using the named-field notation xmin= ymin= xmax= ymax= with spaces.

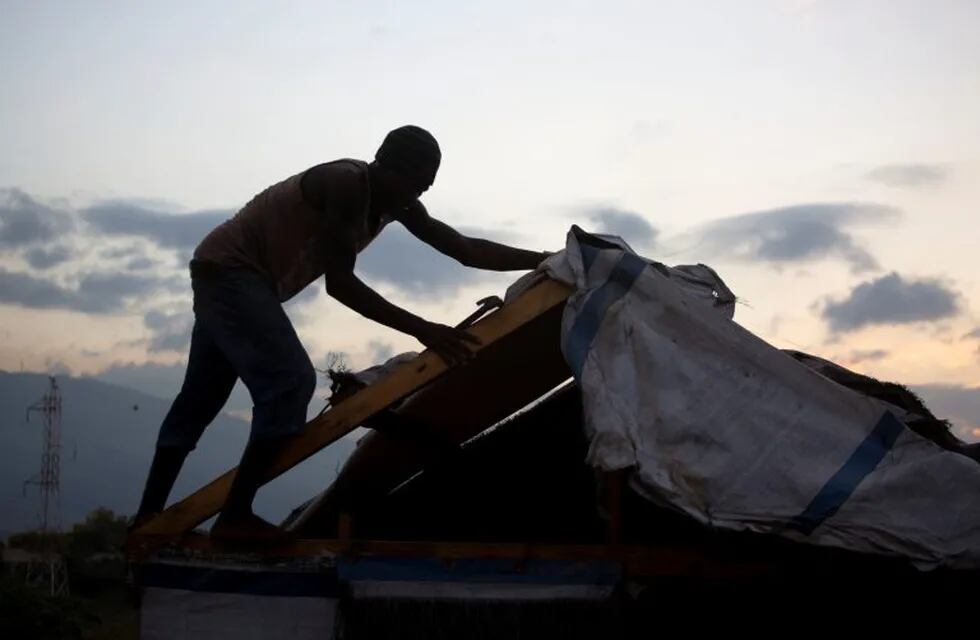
xmin=385 ymin=167 xmax=431 ymax=207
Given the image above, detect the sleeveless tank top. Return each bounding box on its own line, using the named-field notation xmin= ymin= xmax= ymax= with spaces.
xmin=193 ymin=159 xmax=391 ymax=301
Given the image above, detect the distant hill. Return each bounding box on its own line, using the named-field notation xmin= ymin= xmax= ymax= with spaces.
xmin=0 ymin=371 xmax=354 ymax=535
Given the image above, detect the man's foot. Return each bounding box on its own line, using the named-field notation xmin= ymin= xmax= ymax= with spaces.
xmin=211 ymin=512 xmax=295 ymax=545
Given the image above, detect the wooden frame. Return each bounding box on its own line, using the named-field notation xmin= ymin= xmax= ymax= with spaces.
xmin=127 ymin=278 xmax=572 ymax=557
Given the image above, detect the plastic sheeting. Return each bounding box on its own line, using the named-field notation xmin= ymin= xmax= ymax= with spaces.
xmin=527 ymin=226 xmax=980 ymax=569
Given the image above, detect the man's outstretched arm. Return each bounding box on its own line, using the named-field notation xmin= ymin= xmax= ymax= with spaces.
xmin=395 ymin=201 xmax=551 ymax=271
xmin=323 ymin=237 xmax=479 ymax=364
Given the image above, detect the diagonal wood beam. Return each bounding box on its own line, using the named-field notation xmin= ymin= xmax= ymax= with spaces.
xmin=127 ymin=278 xmax=571 ymax=554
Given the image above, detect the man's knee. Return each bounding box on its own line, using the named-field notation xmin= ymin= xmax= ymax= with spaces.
xmin=254 ymin=356 xmax=315 ymax=404
xmin=248 ymin=358 xmax=316 ymax=441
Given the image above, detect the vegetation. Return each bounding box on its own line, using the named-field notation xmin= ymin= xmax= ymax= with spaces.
xmin=1 ymin=508 xmax=137 ymax=640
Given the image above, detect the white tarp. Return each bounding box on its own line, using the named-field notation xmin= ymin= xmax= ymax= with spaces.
xmin=521 ymin=226 xmax=980 ymax=569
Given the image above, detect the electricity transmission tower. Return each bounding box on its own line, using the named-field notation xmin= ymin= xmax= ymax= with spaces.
xmin=23 ymin=376 xmax=69 ymax=596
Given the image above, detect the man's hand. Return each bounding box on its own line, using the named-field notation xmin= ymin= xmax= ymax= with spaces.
xmin=324 ymin=254 xmax=481 ymax=366
xmin=413 ymin=321 xmax=482 ymax=365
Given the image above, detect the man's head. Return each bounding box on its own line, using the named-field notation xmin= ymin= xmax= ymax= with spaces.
xmin=372 ymin=125 xmax=441 ymax=206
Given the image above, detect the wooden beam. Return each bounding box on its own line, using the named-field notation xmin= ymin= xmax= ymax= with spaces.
xmin=127 ymin=278 xmax=572 ymax=555
xmin=289 ymin=298 xmax=572 ymax=535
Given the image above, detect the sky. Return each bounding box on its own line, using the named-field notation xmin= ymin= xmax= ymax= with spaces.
xmin=1 ymin=0 xmax=979 ymax=440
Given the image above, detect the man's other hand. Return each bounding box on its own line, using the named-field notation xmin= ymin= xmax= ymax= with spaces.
xmin=414 ymin=321 xmax=481 ymax=365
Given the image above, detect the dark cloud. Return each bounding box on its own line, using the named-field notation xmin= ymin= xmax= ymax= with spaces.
xmin=0 ymin=268 xmax=79 ymax=310
xmin=865 ymin=164 xmax=949 ymax=188
xmin=82 ymin=201 xmax=230 ymax=249
xmin=698 ymin=203 xmax=897 ymax=273
xmin=355 ymin=223 xmax=490 ymax=297
xmin=78 ymin=272 xmax=176 ymax=301
xmin=845 ymin=349 xmax=890 ymax=364
xmin=24 ymin=244 xmax=74 ymax=269
xmin=126 ymin=256 xmax=158 ymax=271
xmin=587 ymin=207 xmax=658 ymax=248
xmin=821 ymin=272 xmax=960 ymax=333
xmin=143 ymin=309 xmax=193 ymax=352
xmin=0 ymin=267 xmax=178 ymax=313
xmin=0 ymin=188 xmax=74 ymax=249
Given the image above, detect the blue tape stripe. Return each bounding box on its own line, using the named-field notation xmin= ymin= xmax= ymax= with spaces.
xmin=338 ymin=557 xmax=621 ymax=586
xmin=140 ymin=563 xmax=341 ymax=597
xmin=564 ymin=252 xmax=648 ymax=379
xmin=790 ymin=411 xmax=905 ymax=535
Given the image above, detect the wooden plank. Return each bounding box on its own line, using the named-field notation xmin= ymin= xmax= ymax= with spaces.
xmin=127 ymin=278 xmax=572 ymax=554
xmin=139 ymin=536 xmax=767 ymax=578
xmin=289 ymin=298 xmax=572 ymax=535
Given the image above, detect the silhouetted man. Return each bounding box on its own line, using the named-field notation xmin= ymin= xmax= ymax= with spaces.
xmin=133 ymin=126 xmax=549 ymax=541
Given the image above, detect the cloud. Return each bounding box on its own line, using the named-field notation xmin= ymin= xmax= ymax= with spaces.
xmin=144 ymin=309 xmax=193 ymax=352
xmin=355 ymin=224 xmax=491 ymax=297
xmin=126 ymin=256 xmax=158 ymax=271
xmin=821 ymin=272 xmax=960 ymax=333
xmin=100 ymin=245 xmax=144 ymax=260
xmin=865 ymin=164 xmax=949 ymax=188
xmin=0 ymin=188 xmax=74 ymax=250
xmin=963 ymin=328 xmax=980 ymax=340
xmin=79 ymin=270 xmax=182 ymax=299
xmin=0 ymin=268 xmax=80 ymax=310
xmin=82 ymin=201 xmax=230 ymax=250
xmin=586 ymin=207 xmax=658 ymax=248
xmin=0 ymin=267 xmax=179 ymax=313
xmin=697 ymin=203 xmax=897 ymax=273
xmin=24 ymin=244 xmax=74 ymax=269
xmin=913 ymin=384 xmax=980 ymax=442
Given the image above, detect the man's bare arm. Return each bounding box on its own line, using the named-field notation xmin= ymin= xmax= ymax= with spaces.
xmin=323 ymin=233 xmax=479 ymax=363
xmin=395 ymin=201 xmax=550 ymax=271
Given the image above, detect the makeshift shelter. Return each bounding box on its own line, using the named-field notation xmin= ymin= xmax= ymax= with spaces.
xmin=129 ymin=227 xmax=980 ymax=639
